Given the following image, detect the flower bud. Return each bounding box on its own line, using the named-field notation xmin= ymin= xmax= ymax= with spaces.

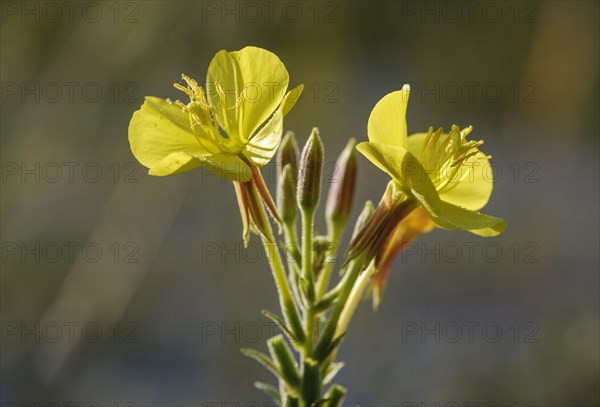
xmin=326 ymin=138 xmax=357 ymax=231
xmin=297 ymin=128 xmax=324 ymax=213
xmin=351 ymin=200 xmax=375 ymax=240
xmin=252 ymin=167 xmax=281 ymax=229
xmin=245 ymin=181 xmax=272 ymax=241
xmin=278 ymin=131 xmax=299 ymax=183
xmin=277 ymin=132 xmax=299 ymax=226
xmin=346 ymin=182 xmax=412 ymax=264
xmin=278 ymin=164 xmax=297 ymax=225
xmin=233 ymin=181 xmax=251 ymax=247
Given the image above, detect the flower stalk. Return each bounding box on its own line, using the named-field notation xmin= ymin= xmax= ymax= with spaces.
xmin=127 ymin=47 xmax=505 ymax=404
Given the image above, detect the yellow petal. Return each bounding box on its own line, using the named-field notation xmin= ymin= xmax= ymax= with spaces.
xmin=408 ymin=132 xmax=493 ymax=211
xmin=438 ymin=151 xmax=493 ymax=211
xmin=470 ymin=224 xmax=506 ymax=237
xmin=243 ymin=108 xmax=283 ymax=167
xmin=202 ymin=154 xmax=252 ymax=182
xmin=207 ymin=46 xmax=289 ymax=142
xmin=128 ymin=96 xmax=206 ymax=174
xmin=233 ymin=46 xmax=289 ymax=138
xmin=367 ymin=85 xmax=410 ymax=149
xmin=281 ymin=84 xmax=304 ymax=117
xmin=431 ymin=200 xmax=506 ymax=236
xmin=371 ymin=147 xmax=505 ymax=236
xmin=148 ymin=152 xmax=200 ymax=176
xmin=356 ymin=142 xmax=404 ymax=181
xmin=406 ymin=132 xmax=428 ymax=157
xmin=205 ymin=50 xmax=241 ymax=139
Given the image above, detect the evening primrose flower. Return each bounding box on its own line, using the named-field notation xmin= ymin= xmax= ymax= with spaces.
xmin=356 ymin=85 xmax=505 ymax=237
xmin=352 ymin=85 xmax=505 ymax=306
xmin=128 ymin=46 xmax=303 ymax=180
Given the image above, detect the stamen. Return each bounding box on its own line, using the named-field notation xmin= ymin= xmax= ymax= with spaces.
xmin=421 ymin=127 xmax=443 ymax=172
xmin=173 ymin=83 xmax=193 ymax=99
xmin=418 ymin=127 xmax=434 ymax=161
xmin=425 ymin=127 xmax=443 ymax=167
xmin=215 ymin=83 xmax=232 ymax=136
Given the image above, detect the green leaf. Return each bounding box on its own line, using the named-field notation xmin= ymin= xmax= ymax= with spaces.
xmin=254 ymin=381 xmax=281 ymax=402
xmin=322 ymin=384 xmax=346 ymax=407
xmin=262 ymin=310 xmax=297 ymax=344
xmin=285 ymin=396 xmax=299 ymax=407
xmin=268 ymin=335 xmax=301 ymax=391
xmin=240 ymin=348 xmax=280 ymax=378
xmin=322 ymin=362 xmax=345 ymax=386
xmin=315 ymin=332 xmax=346 ymax=362
xmin=314 ymin=290 xmax=339 ymax=314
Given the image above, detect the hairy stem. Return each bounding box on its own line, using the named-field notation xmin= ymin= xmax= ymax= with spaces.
xmin=301 ymin=208 xmax=316 ymax=354
xmin=255 ymin=182 xmax=305 ymax=344
xmin=315 ymin=227 xmax=342 ymax=300
xmin=338 ymin=261 xmax=376 ymax=334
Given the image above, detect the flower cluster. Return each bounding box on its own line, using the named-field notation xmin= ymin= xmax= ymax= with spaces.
xmin=127 ymin=46 xmax=505 ymax=405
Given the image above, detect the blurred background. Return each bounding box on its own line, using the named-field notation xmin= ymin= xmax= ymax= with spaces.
xmin=1 ymin=1 xmax=598 ymax=405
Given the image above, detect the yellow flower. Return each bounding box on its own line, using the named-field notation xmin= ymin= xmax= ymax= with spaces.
xmin=351 ymin=86 xmax=506 ymax=308
xmin=356 ymin=85 xmax=505 ymax=236
xmin=128 ymin=46 xmax=303 ymax=180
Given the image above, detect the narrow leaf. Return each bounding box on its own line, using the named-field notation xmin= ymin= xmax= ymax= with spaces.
xmin=322 ymin=362 xmax=345 ymax=386
xmin=323 ymin=384 xmax=346 ymax=407
xmin=314 ymin=290 xmax=339 ymax=314
xmin=268 ymin=335 xmax=301 ymax=390
xmin=262 ymin=310 xmax=296 ymax=344
xmin=254 ymin=381 xmax=281 ymax=402
xmin=315 ymin=332 xmax=346 ymax=362
xmin=240 ymin=348 xmax=280 ymax=378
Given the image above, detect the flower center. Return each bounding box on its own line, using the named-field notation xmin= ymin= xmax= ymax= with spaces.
xmin=174 ymin=74 xmax=244 ymax=155
xmin=417 ymin=125 xmax=487 ymax=192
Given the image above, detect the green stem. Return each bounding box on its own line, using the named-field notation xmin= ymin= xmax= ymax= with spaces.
xmin=314 ymin=256 xmax=365 ymax=360
xmin=283 ymin=221 xmax=303 ymax=314
xmin=256 ymin=194 xmax=305 ymax=344
xmin=337 ymin=261 xmax=376 ymax=343
xmin=301 ymin=209 xmax=316 ymax=296
xmin=315 ymin=227 xmax=341 ymax=300
xmin=283 ymin=221 xmax=300 ymax=277
xmin=301 ymin=208 xmax=316 ymax=353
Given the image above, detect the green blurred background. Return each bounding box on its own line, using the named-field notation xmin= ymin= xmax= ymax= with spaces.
xmin=1 ymin=1 xmax=598 ymax=405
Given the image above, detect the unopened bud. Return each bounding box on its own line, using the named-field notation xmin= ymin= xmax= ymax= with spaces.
xmin=346 ymin=182 xmax=407 ymax=264
xmin=245 ymin=181 xmax=272 ymax=241
xmin=297 ymin=128 xmax=324 ymax=212
xmin=278 ymin=164 xmax=297 ymax=224
xmin=278 ymin=131 xmax=299 ymax=182
xmin=276 ymin=131 xmax=298 ymax=223
xmin=351 ymin=200 xmax=375 ymax=240
xmin=326 ymin=138 xmax=357 ymax=231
